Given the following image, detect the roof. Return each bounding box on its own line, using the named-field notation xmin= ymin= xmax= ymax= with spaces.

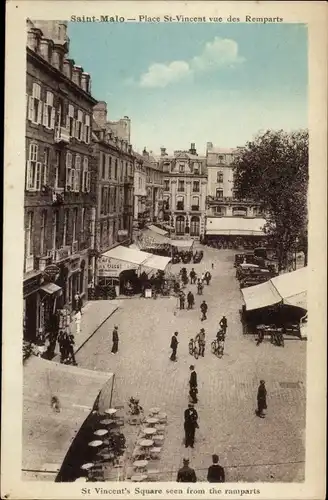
xmin=208 ymin=147 xmax=238 ymax=154
xmin=147 ymin=225 xmax=169 ymax=237
xmin=102 ymin=245 xmax=152 ymax=265
xmin=241 ymin=280 xmax=282 ymax=311
xmin=170 ymin=239 xmax=194 ymax=249
xmin=142 ymin=254 xmax=172 ymax=272
xmin=206 ymin=217 xmax=266 ymax=236
xmin=23 ymin=357 xmax=113 ymax=475
xmin=241 ymin=267 xmax=308 ymax=312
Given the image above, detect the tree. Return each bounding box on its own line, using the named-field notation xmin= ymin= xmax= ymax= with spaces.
xmin=233 ymin=129 xmax=308 ymax=270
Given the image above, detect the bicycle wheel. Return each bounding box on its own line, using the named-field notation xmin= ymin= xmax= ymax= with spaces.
xmin=211 ymin=340 xmax=217 ymax=354
xmin=193 ymin=348 xmax=199 ymax=360
xmin=189 ymin=341 xmax=194 ymax=355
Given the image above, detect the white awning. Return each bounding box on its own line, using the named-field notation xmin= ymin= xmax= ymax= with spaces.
xmin=142 ymin=254 xmax=171 ymax=272
xmin=241 ymin=281 xmax=282 ymax=311
xmin=271 ymin=267 xmax=307 ymax=310
xmin=206 ymin=217 xmax=266 ymax=236
xmin=147 ymin=224 xmax=169 ymax=236
xmin=102 ymin=245 xmax=152 ymax=265
xmin=170 ymin=239 xmax=194 ymax=249
xmin=40 ymin=283 xmax=62 ymax=295
xmin=142 ymin=228 xmax=170 ymax=244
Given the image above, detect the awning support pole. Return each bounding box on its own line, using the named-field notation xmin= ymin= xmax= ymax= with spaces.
xmin=109 ymin=373 xmax=115 ymax=408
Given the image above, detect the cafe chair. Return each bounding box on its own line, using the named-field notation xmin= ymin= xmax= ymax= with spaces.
xmin=149 ymin=447 xmax=162 ymax=460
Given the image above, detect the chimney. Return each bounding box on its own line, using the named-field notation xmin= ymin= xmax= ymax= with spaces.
xmin=206 ymin=142 xmax=213 ymax=152
xmin=160 ymin=147 xmax=167 ymax=157
xmin=189 ymin=143 xmax=197 ymax=155
xmin=72 ymin=65 xmax=83 ymax=86
xmin=63 ymin=58 xmax=73 ymax=79
xmin=93 ymin=101 xmax=107 ymax=127
xmin=39 ymin=38 xmax=50 ymax=62
xmin=81 ymin=72 xmax=90 ymax=93
xmin=52 ymin=43 xmax=65 ymax=71
xmin=142 ymin=147 xmax=149 ymax=158
xmin=27 ymin=27 xmax=41 ymax=52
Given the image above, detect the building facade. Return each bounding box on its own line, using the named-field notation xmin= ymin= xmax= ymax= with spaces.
xmin=92 ymin=101 xmax=135 ymax=287
xmin=133 ymin=153 xmax=148 ymax=227
xmin=206 ymin=143 xmax=263 ymax=218
xmin=24 ymin=20 xmax=97 ymax=344
xmin=158 ymin=144 xmax=207 ymax=238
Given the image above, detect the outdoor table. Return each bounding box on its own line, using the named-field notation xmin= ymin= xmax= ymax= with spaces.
xmin=133 ymin=460 xmax=148 ymax=472
xmin=98 ymin=453 xmax=115 ymax=462
xmin=145 ymin=417 xmax=159 ymax=426
xmin=131 ymin=474 xmax=148 ymax=482
xmin=75 ymin=477 xmax=88 ymax=482
xmin=149 ymin=407 xmax=160 ymax=415
xmin=105 ymin=408 xmax=117 ymax=416
xmin=157 ymin=412 xmax=167 ymax=421
xmin=142 ymin=428 xmax=157 ymax=436
xmin=81 ymin=463 xmax=94 ymax=471
xmin=88 ymin=440 xmax=103 ymax=448
xmin=94 ymin=429 xmax=108 ymax=437
xmin=100 ymin=419 xmax=116 ymax=426
xmin=139 ymin=439 xmax=154 ymax=458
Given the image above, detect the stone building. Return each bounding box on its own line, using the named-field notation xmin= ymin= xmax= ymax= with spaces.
xmin=158 ymin=144 xmax=207 ymax=238
xmin=133 ymin=153 xmax=148 ymax=228
xmin=92 ymin=101 xmax=135 ymax=287
xmin=24 ymin=20 xmax=97 ymax=344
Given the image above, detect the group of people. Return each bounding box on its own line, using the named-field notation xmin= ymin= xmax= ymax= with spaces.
xmin=58 ymin=331 xmax=77 ymax=365
xmin=177 ymin=454 xmax=225 ymax=483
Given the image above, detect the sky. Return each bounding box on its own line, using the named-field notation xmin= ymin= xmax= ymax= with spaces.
xmin=68 ymin=22 xmax=308 ymax=155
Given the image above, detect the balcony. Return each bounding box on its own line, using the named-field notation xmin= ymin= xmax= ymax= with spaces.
xmin=176 ymin=203 xmax=185 ymax=211
xmin=191 ymin=205 xmax=200 ymax=212
xmin=37 ymin=255 xmax=52 ymax=271
xmin=206 ymin=195 xmax=259 ymax=205
xmin=54 ymin=245 xmax=71 ymax=262
xmin=54 ymin=126 xmax=70 ymax=144
xmin=25 ymin=255 xmax=34 ymax=273
xmin=71 ymin=241 xmax=79 ymax=255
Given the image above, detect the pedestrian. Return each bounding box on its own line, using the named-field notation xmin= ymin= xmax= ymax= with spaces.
xmin=197 ymin=280 xmax=203 ymax=295
xmin=256 ymin=380 xmax=267 ymax=418
xmin=184 ymin=403 xmax=199 ymax=448
xmin=200 ymin=300 xmax=208 ymax=321
xmin=177 ymin=458 xmax=197 ymax=482
xmin=219 ymin=315 xmax=227 ymax=335
xmin=170 ymin=332 xmax=179 ymax=361
xmin=111 ymin=325 xmax=119 ymax=354
xmin=205 ymin=271 xmax=212 ymax=286
xmin=74 ymin=292 xmax=82 ymax=313
xmin=195 ymin=328 xmax=206 ymax=356
xmin=207 ymin=454 xmax=225 ymax=483
xmin=75 ymin=310 xmax=82 ymax=335
xmin=211 ymin=263 xmax=214 ymax=270
xmin=67 ymin=333 xmax=77 ymax=365
xmin=58 ymin=330 xmax=68 ymax=363
xmin=187 ymin=291 xmax=195 ymax=310
xmin=201 ymin=272 xmax=205 ymax=283
xmin=179 ymin=292 xmax=185 ymax=310
xmin=189 ymin=268 xmax=196 ymax=284
xmin=189 ymin=365 xmax=198 ymax=404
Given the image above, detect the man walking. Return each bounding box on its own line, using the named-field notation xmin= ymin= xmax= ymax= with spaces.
xmin=189 ymin=365 xmax=198 ymax=404
xmin=195 ymin=328 xmax=206 ymax=357
xmin=179 ymin=291 xmax=185 ymax=310
xmin=187 ymin=291 xmax=195 ymax=310
xmin=170 ymin=332 xmax=179 ymax=361
xmin=111 ymin=325 xmax=119 ymax=354
xmin=200 ymin=300 xmax=208 ymax=321
xmin=184 ymin=403 xmax=199 ymax=448
xmin=189 ymin=268 xmax=196 ymax=285
xmin=256 ymin=380 xmax=267 ymax=418
xmin=177 ymin=458 xmax=197 ymax=482
xmin=207 ymin=454 xmax=225 ymax=483
xmin=75 ymin=310 xmax=82 ymax=335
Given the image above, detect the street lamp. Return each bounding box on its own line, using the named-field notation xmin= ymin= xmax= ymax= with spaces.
xmin=294 ymin=237 xmax=299 ymax=270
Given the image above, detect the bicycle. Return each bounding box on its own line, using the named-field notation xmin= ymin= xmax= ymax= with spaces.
xmin=211 ymin=339 xmax=224 ymax=358
xmin=188 ymin=338 xmax=199 ymax=360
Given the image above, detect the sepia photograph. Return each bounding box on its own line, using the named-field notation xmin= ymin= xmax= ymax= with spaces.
xmin=2 ymin=2 xmax=327 ymax=499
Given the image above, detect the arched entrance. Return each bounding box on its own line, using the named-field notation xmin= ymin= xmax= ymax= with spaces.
xmin=176 ymin=215 xmax=185 ymax=235
xmin=190 ymin=216 xmax=200 ymax=236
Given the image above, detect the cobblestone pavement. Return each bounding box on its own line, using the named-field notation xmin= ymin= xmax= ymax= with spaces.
xmin=76 ymin=247 xmax=306 ymax=482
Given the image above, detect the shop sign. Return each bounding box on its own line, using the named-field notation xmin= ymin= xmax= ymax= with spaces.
xmin=70 ymin=257 xmax=80 ymax=273
xmin=23 ymin=275 xmax=42 ymax=298
xmin=43 ymin=264 xmax=60 ymax=282
xmin=97 ymin=256 xmax=137 ymax=277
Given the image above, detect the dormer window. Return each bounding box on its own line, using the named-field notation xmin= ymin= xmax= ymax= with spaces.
xmin=179 ymin=164 xmax=185 ymax=173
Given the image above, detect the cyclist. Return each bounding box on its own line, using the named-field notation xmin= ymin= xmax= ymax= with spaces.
xmin=195 ymin=328 xmax=206 ymax=357
xmin=219 ymin=316 xmax=228 ymax=336
xmin=216 ymin=329 xmax=225 ymax=356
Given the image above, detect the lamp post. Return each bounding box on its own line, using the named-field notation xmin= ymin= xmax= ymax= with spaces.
xmin=294 ymin=237 xmax=299 ymax=270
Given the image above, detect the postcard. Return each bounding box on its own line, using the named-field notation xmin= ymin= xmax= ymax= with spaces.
xmin=2 ymin=1 xmax=327 ymax=499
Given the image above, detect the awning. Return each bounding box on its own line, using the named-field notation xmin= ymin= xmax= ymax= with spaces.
xmin=206 ymin=217 xmax=266 ymax=236
xmin=241 ymin=281 xmax=282 ymax=311
xmin=241 ymin=267 xmax=308 ymax=312
xmin=39 ymin=283 xmax=62 ymax=295
xmin=102 ymin=245 xmax=152 ymax=265
xmin=147 ymin=224 xmax=169 ymax=237
xmin=170 ymin=239 xmax=194 ymax=250
xmin=142 ymin=228 xmax=171 ymax=244
xmin=23 ymin=357 xmax=114 ymax=476
xmin=142 ymin=254 xmax=172 ymax=272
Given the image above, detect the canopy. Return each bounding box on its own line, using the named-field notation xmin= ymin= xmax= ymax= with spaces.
xmin=147 ymin=224 xmax=169 ymax=236
xmin=170 ymin=239 xmax=194 ymax=250
xmin=23 ymin=357 xmax=114 ymax=477
xmin=142 ymin=228 xmax=170 ymax=245
xmin=206 ymin=217 xmax=266 ymax=236
xmin=241 ymin=267 xmax=308 ymax=312
xmin=102 ymin=245 xmax=152 ymax=265
xmin=40 ymin=283 xmax=62 ymax=295
xmin=141 ymin=254 xmax=171 ymax=272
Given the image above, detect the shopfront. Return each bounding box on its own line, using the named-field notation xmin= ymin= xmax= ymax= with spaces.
xmin=23 ymin=273 xmax=42 ymax=343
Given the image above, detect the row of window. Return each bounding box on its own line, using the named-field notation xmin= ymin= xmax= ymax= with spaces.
xmin=26 ymin=143 xmax=91 ymax=192
xmin=27 ymin=83 xmax=91 ymax=143
xmin=25 ymin=207 xmax=89 ymax=259
xmin=100 ymin=185 xmax=119 ymax=215
xmin=100 ymin=152 xmax=133 ymax=181
xmin=175 ymin=215 xmax=200 ymax=236
xmin=163 ymin=196 xmax=201 ymax=212
xmin=164 ymin=180 xmax=201 ymax=192
xmin=164 ymin=163 xmax=201 ymax=174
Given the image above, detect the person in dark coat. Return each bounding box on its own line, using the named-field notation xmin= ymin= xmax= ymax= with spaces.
xmin=170 ymin=332 xmax=179 ymax=361
xmin=200 ymin=301 xmax=208 ymax=321
xmin=195 ymin=328 xmax=206 ymax=356
xmin=73 ymin=293 xmax=82 ymax=313
xmin=67 ymin=333 xmax=77 ymax=365
xmin=179 ymin=292 xmax=185 ymax=310
xmin=219 ymin=316 xmax=228 ymax=335
xmin=111 ymin=325 xmax=119 ymax=354
xmin=257 ymin=380 xmax=267 ymax=417
xmin=197 ymin=280 xmax=203 ymax=295
xmin=184 ymin=403 xmax=199 ymax=448
xmin=207 ymin=454 xmax=225 ymax=483
xmin=187 ymin=291 xmax=195 ymax=310
xmin=58 ymin=330 xmax=68 ymax=363
xmin=189 ymin=365 xmax=198 ymax=403
xmin=177 ymin=458 xmax=197 ymax=482
xmin=189 ymin=268 xmax=196 ymax=284
xmin=204 ymin=271 xmax=212 ymax=285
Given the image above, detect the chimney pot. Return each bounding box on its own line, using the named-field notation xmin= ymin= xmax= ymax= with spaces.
xmin=52 ymin=43 xmax=65 ymax=71
xmin=72 ymin=65 xmax=83 ymax=86
xmin=39 ymin=38 xmax=50 ymax=62
xmin=27 ymin=27 xmax=41 ymax=52
xmin=81 ymin=72 xmax=90 ymax=93
xmin=63 ymin=59 xmax=73 ymax=79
